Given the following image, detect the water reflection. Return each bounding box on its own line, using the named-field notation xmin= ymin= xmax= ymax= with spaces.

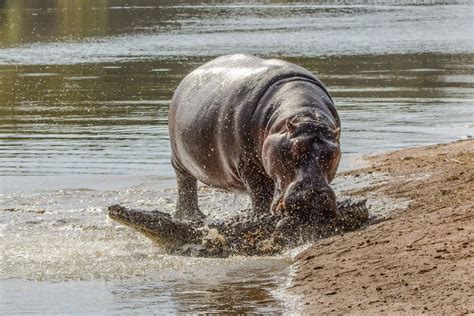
xmin=112 ymin=265 xmax=288 ymax=313
xmin=1 ymin=0 xmax=472 ymax=59
xmin=2 ymin=262 xmax=290 ymax=314
xmin=0 ymin=0 xmax=214 ymax=46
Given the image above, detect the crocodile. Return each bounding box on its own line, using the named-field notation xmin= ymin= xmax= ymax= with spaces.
xmin=108 ymin=198 xmax=369 ymax=257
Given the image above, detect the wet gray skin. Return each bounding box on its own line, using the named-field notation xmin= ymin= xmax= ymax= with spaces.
xmin=108 ymin=198 xmax=369 ymax=257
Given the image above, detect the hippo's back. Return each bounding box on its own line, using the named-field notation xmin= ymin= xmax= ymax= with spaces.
xmin=168 ymin=54 xmax=324 ymax=189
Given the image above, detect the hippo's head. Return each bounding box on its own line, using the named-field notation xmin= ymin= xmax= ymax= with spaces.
xmin=262 ymin=118 xmax=341 ymax=220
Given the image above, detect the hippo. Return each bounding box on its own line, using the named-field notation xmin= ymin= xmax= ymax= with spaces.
xmin=169 ymin=54 xmax=341 ymax=222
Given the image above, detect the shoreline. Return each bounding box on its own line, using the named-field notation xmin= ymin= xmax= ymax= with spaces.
xmin=290 ymin=139 xmax=473 ymax=314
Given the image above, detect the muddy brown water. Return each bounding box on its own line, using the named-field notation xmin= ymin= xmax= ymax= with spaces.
xmin=1 ymin=0 xmax=473 ymax=314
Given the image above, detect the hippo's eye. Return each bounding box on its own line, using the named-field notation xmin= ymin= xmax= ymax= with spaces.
xmin=320 ymin=126 xmax=337 ymax=140
xmin=319 ymin=143 xmax=339 ymax=163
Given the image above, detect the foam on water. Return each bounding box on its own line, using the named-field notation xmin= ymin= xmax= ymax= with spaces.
xmin=0 ymin=180 xmax=295 ymax=313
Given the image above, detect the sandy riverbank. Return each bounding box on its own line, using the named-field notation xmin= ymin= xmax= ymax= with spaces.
xmin=291 ymin=139 xmax=473 ymax=314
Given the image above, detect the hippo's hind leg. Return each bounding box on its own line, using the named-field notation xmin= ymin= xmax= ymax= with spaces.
xmin=172 ymin=161 xmax=206 ymax=221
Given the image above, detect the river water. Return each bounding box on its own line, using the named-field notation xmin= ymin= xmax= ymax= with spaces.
xmin=1 ymin=0 xmax=473 ymax=314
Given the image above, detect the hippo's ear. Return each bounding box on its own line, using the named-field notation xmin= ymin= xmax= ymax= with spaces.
xmin=333 ymin=127 xmax=341 ymax=141
xmin=285 ymin=119 xmax=296 ymax=134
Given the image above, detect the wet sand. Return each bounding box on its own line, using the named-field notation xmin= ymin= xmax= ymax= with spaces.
xmin=292 ymin=139 xmax=473 ymax=314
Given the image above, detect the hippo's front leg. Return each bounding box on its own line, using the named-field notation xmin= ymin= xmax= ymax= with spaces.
xmin=242 ymin=166 xmax=275 ymax=214
xmin=173 ymin=168 xmax=206 ymax=221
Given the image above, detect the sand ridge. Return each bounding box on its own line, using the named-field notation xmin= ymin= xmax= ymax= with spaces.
xmin=291 ymin=139 xmax=473 ymax=314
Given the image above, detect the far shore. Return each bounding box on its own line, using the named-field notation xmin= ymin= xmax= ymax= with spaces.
xmin=291 ymin=139 xmax=473 ymax=314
